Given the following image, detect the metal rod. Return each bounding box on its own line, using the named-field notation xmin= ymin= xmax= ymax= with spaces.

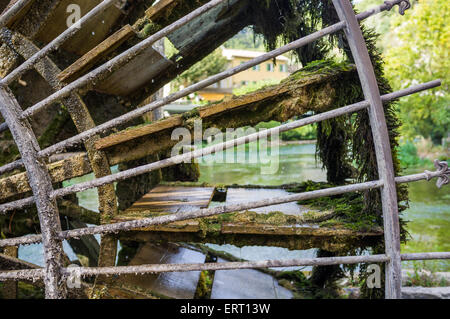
xmin=19 ymin=0 xmax=228 ymax=120
xmin=0 ymin=80 xmax=442 ymax=215
xmin=35 ymin=25 xmax=346 ymax=155
xmin=0 ymin=158 xmax=23 ymax=176
xmin=20 ymin=9 xmax=442 ymax=158
xmin=49 ymin=80 xmax=442 ymax=199
xmin=0 ymin=87 xmax=66 ymax=298
xmin=0 ymin=0 xmax=117 ymax=87
xmin=332 ymin=0 xmax=404 ymax=299
xmin=1 ymin=163 xmax=447 ymax=247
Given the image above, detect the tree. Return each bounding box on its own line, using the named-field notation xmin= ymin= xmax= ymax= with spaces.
xmin=174 ymin=48 xmax=228 ymax=88
xmin=383 ymin=0 xmax=449 ymax=143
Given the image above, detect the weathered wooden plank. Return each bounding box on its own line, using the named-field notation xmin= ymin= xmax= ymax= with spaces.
xmin=144 ymin=0 xmax=178 ymax=21
xmin=220 ymin=224 xmax=380 ymax=237
xmin=58 ymin=25 xmax=136 ymax=84
xmin=95 ymin=65 xmax=356 ymax=155
xmin=112 ymin=185 xmax=381 ymax=239
xmin=0 ymin=66 xmax=357 ymax=201
xmin=2 ymin=0 xmax=36 ymax=28
xmin=0 ymin=246 xmax=18 ymax=298
xmin=0 ymin=85 xmax=66 ymax=298
xmin=94 ymin=115 xmax=182 ymax=150
xmin=125 ymin=185 xmax=215 ymax=212
xmin=34 ymin=0 xmax=123 ymax=56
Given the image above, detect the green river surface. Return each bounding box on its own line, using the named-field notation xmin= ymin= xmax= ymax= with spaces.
xmin=19 ymin=143 xmax=449 ymax=272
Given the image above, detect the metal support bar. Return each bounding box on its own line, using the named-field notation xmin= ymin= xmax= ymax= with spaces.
xmin=332 ymin=0 xmax=404 ymax=298
xmin=0 ymin=1 xmax=428 ymax=174
xmin=0 ymin=87 xmax=66 ymax=298
xmin=0 ymin=80 xmax=442 ymax=214
xmin=1 ymin=254 xmax=390 ymax=280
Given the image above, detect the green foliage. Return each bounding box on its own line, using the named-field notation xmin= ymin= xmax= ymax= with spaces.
xmin=382 ymin=0 xmax=449 ymax=143
xmin=397 ymin=142 xmax=432 ymax=168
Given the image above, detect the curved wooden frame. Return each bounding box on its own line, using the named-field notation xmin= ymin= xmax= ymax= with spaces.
xmin=0 ymin=0 xmax=447 ymax=299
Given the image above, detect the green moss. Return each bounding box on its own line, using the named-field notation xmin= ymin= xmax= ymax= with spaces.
xmin=17 ymin=282 xmax=44 ymax=299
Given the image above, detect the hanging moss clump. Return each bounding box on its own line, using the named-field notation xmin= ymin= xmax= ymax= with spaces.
xmin=246 ymin=0 xmax=409 ymax=299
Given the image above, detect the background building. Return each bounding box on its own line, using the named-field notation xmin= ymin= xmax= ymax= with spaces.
xmin=197 ymin=48 xmax=291 ymax=101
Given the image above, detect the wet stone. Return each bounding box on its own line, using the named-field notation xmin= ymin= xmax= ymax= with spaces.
xmin=211 ymin=258 xmax=293 ymax=299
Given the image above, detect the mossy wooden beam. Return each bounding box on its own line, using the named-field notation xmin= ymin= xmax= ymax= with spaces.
xmin=112 ymin=209 xmax=382 ymax=252
xmin=143 ymin=0 xmax=178 ymax=21
xmin=96 ymin=64 xmax=357 ymax=165
xmin=0 ymin=64 xmax=357 ymax=201
xmin=8 ymin=0 xmax=60 ymax=39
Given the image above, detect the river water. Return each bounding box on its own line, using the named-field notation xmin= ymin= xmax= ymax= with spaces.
xmin=19 ymin=143 xmax=449 ymax=272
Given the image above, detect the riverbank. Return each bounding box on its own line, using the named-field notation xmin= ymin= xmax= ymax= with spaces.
xmin=15 ymin=143 xmax=448 ymax=298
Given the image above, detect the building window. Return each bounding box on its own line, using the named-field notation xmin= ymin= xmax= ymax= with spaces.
xmin=267 ymin=63 xmax=274 ymax=72
xmin=252 ymin=65 xmax=260 ymax=71
xmin=280 ymin=64 xmax=287 ymax=72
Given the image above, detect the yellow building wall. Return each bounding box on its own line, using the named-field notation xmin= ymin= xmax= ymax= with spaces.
xmin=230 ymin=57 xmax=289 ymax=87
xmin=198 ymin=91 xmax=232 ymax=101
